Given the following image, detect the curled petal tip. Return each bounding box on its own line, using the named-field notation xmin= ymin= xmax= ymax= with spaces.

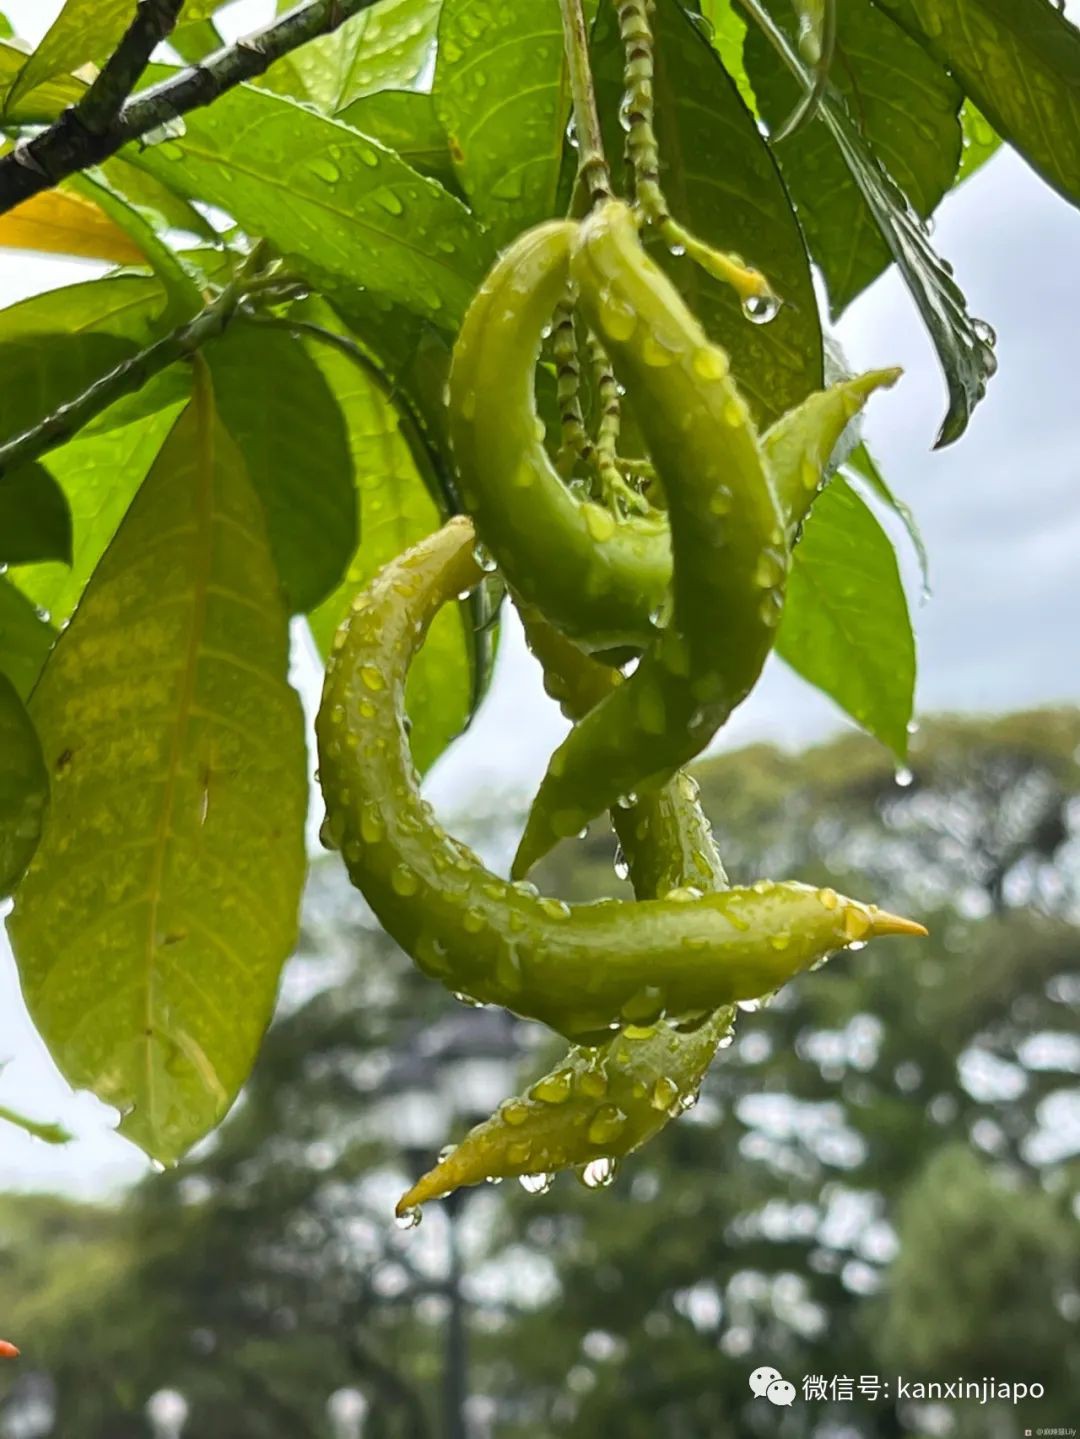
xmin=869 ymin=909 xmax=928 ymax=938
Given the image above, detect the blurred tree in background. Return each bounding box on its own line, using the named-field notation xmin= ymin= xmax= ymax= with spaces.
xmin=1 ymin=709 xmax=1077 ymax=1439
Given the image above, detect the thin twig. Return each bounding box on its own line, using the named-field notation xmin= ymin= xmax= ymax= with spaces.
xmin=0 ymin=245 xmax=270 ymax=477
xmin=557 ymin=0 xmax=612 ymax=208
xmin=77 ymin=0 xmax=188 ymax=135
xmin=0 ymin=0 xmax=382 ymax=216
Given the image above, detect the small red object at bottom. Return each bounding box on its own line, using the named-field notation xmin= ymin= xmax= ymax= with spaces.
xmin=0 ymin=1341 xmax=19 ymax=1359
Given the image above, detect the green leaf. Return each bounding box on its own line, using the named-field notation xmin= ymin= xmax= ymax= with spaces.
xmin=2 ymin=0 xmax=220 ymax=113
xmin=872 ymin=0 xmax=1080 ymax=209
xmin=12 ymin=403 xmax=185 ymax=631
xmin=300 ymin=302 xmax=478 ymax=774
xmin=0 ymin=1102 xmax=71 ymax=1145
xmin=955 ymin=99 xmax=1001 ymax=185
xmin=777 ymin=476 xmax=915 ymax=757
xmin=741 ymin=0 xmax=995 ymax=445
xmin=0 ymin=671 xmax=47 ymax=896
xmin=338 ymin=89 xmax=456 ymax=186
xmin=0 ymin=577 xmax=55 ymax=700
xmin=746 ymin=0 xmax=961 ymax=313
xmin=434 ymin=0 xmax=568 ymax=246
xmin=8 ymin=364 xmax=308 ymax=1166
xmin=845 ymin=440 xmax=929 ymax=595
xmin=100 ymin=155 xmax=220 ymax=240
xmin=0 ymin=37 xmax=82 ymax=122
xmin=698 ymin=0 xmax=758 ymax=111
xmin=128 ymin=87 xmax=488 ymax=326
xmin=263 ymin=0 xmax=440 ymax=111
xmin=0 ymin=463 xmax=72 ymax=566
xmin=0 ymin=275 xmax=166 ymax=452
xmin=204 ymin=320 xmax=357 ymax=614
xmin=592 ymin=0 xmax=823 ymax=426
xmin=72 ymin=172 xmax=204 ymax=320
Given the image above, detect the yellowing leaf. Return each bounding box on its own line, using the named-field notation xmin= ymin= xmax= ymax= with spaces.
xmin=0 ymin=188 xmax=147 ymax=264
xmin=8 ymin=362 xmax=308 ymax=1166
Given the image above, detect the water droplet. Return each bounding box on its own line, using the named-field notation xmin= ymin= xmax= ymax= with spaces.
xmin=578 ymin=1068 xmax=608 ymax=1098
xmin=640 ymin=333 xmax=680 ymax=367
xmin=894 ymin=765 xmax=914 ymax=788
xmin=651 ymin=1075 xmax=680 ymax=1113
xmin=391 ymin=863 xmax=419 ymax=897
xmin=723 ymin=396 xmax=749 ymax=427
xmin=742 ymin=292 xmax=780 ymax=324
xmin=582 ymin=502 xmax=616 ymax=542
xmin=538 ymin=896 xmax=571 ymax=921
xmin=818 ymin=887 xmax=839 ymax=911
xmin=597 ymin=291 xmax=636 ymax=342
xmin=588 ymin=1104 xmax=627 ymax=1146
xmin=500 ymin=1099 xmax=530 ymax=1126
xmin=692 ymin=347 xmax=729 ymax=382
xmin=395 ymin=1206 xmax=422 ymax=1230
xmin=579 ymin=1156 xmax=618 ymax=1189
xmin=360 ymin=664 xmax=385 ymax=692
xmin=309 ymin=156 xmax=340 ymax=183
xmin=530 ymin=1068 xmax=574 ymax=1104
xmin=842 ymin=905 xmax=872 ymax=943
xmin=972 ymin=317 xmax=996 ymax=347
xmin=613 ymin=845 xmax=630 ymax=881
xmin=754 ymin=548 xmax=786 ymax=588
xmin=360 ymin=803 xmax=385 ymax=844
xmin=373 ymin=190 xmax=405 ymax=216
xmin=519 ymin=1171 xmax=553 ymax=1194
xmin=664 ymin=885 xmax=702 ymax=903
xmin=463 ymin=907 xmax=486 ymax=933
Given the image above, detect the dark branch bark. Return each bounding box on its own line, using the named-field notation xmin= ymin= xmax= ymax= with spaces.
xmin=77 ymin=0 xmax=188 ymax=135
xmin=0 ymin=0 xmax=380 ymax=217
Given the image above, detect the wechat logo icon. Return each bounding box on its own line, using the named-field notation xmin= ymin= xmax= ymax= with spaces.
xmin=749 ymin=1366 xmax=797 ymax=1407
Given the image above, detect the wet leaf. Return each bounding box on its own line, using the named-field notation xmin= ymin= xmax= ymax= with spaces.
xmin=742 ymin=0 xmax=994 ymax=445
xmin=338 ymin=89 xmax=456 ymax=187
xmin=8 ymin=365 xmax=308 ymax=1165
xmin=0 ymin=275 xmax=167 ymax=452
xmin=955 ymin=99 xmax=1001 ymax=185
xmin=205 ymin=321 xmax=357 ymax=613
xmin=593 ymin=0 xmax=823 ymax=426
xmin=128 ymin=87 xmax=489 ymax=325
xmin=435 ymin=0 xmax=569 ymax=246
xmin=0 ymin=188 xmax=147 ymax=265
xmin=845 ymin=440 xmax=929 ymax=596
xmin=778 ymin=476 xmax=915 ymax=757
xmin=12 ymin=404 xmax=185 ymax=631
xmin=0 ymin=671 xmax=48 ymax=896
xmin=746 ymin=0 xmax=962 ymax=312
xmin=2 ymin=0 xmax=219 ymax=113
xmin=263 ymin=0 xmax=440 ymax=112
xmin=872 ymin=0 xmax=1080 ymax=209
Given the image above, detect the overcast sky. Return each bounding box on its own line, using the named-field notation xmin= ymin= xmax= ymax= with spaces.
xmin=1 ymin=0 xmax=1078 ymax=1195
